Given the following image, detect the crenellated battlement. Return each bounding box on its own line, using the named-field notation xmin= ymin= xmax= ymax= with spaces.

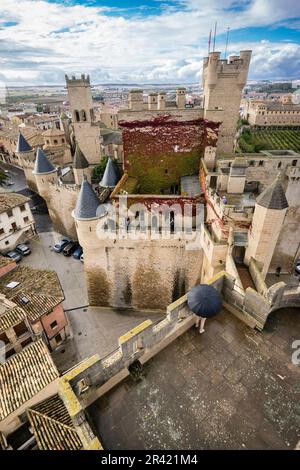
xmin=65 ymin=73 xmax=90 ymax=87
xmin=203 ymin=50 xmax=251 ymax=82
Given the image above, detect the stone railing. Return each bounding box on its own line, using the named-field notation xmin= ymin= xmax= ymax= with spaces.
xmin=248 ymin=257 xmax=268 ymax=296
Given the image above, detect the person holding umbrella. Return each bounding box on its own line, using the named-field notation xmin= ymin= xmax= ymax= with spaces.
xmin=187 ymin=284 xmax=223 ymax=334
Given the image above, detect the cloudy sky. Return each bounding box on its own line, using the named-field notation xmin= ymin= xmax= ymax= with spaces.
xmin=0 ymin=0 xmax=300 ymax=85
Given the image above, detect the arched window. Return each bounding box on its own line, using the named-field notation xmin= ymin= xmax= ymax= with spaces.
xmin=54 ymin=139 xmax=58 ymax=144
xmin=277 ymin=161 xmax=282 ymax=168
xmin=81 ymin=110 xmax=87 ymax=122
xmin=74 ymin=110 xmax=80 ymax=122
xmin=292 ymin=159 xmax=297 ymax=167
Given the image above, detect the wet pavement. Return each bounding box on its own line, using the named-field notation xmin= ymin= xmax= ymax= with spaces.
xmin=88 ymin=308 xmax=300 ymax=450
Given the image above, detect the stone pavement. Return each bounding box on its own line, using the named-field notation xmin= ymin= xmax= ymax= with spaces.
xmin=88 ymin=308 xmax=300 ymax=450
xmin=52 ymin=307 xmax=163 ymax=373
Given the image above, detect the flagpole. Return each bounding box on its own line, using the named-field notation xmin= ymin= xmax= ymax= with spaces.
xmin=213 ymin=21 xmax=217 ymax=52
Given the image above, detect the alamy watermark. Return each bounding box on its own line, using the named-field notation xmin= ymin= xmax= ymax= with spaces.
xmin=292 ymin=340 xmax=300 ymax=365
xmin=95 ymin=195 xmax=204 ymax=248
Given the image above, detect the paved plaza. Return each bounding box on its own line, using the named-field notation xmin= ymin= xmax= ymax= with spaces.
xmin=88 ymin=308 xmax=300 ymax=450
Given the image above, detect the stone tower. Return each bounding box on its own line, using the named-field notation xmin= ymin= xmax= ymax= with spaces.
xmin=60 ymin=112 xmax=72 ymax=147
xmin=15 ymin=132 xmax=37 ymax=191
xmin=203 ymin=50 xmax=252 ymax=154
xmin=65 ymin=74 xmax=101 ymax=165
xmin=33 ymin=147 xmax=57 ymax=198
xmin=128 ymin=89 xmax=144 ymax=111
xmin=72 ymin=180 xmax=110 ymax=306
xmin=244 ymin=176 xmax=288 ymax=278
xmin=73 ymin=143 xmax=91 ymax=185
xmin=176 ymin=87 xmax=186 ymax=109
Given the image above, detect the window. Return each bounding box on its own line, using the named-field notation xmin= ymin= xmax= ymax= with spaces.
xmin=277 ymin=162 xmax=282 ymax=168
xmin=5 ymin=241 xmax=9 ymax=245
xmin=55 ymin=333 xmax=62 ymax=344
xmin=81 ymin=110 xmax=87 ymax=122
xmin=11 ymin=222 xmax=17 ymax=231
xmin=20 ymin=204 xmax=26 ymax=212
xmin=6 ymin=348 xmax=15 ymax=359
xmin=258 ymin=161 xmax=264 ymax=167
xmin=23 ymin=216 xmax=29 ymax=224
xmin=21 ymin=337 xmax=32 ymax=348
xmin=62 ymin=138 xmax=65 ymax=143
xmin=0 ymin=228 xmax=4 ymax=235
xmin=7 ymin=209 xmax=13 ymax=218
xmin=292 ymin=160 xmax=297 ymax=167
xmin=13 ymin=321 xmax=28 ymax=337
xmin=54 ymin=139 xmax=58 ymax=144
xmin=74 ymin=110 xmax=80 ymax=122
xmin=249 ymin=160 xmax=255 ymax=166
xmin=50 ymin=320 xmax=58 ymax=330
xmin=0 ymin=332 xmax=9 ymax=345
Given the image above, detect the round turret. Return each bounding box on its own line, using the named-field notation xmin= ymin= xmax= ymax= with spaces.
xmin=33 ymin=147 xmax=57 ymax=197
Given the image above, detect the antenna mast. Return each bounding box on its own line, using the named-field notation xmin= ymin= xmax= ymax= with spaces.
xmin=225 ymin=27 xmax=230 ymax=59
xmin=208 ymin=29 xmax=212 ymax=55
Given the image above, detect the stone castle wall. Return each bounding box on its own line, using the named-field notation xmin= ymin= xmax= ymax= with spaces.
xmin=75 ymin=216 xmax=203 ymax=309
xmin=43 ymin=182 xmax=79 ymax=239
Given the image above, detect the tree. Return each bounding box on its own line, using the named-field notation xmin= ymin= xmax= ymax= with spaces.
xmin=92 ymin=155 xmax=109 ymax=181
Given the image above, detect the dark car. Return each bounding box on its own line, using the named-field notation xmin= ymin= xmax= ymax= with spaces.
xmin=72 ymin=245 xmax=83 ymax=260
xmin=53 ymin=238 xmax=70 ymax=253
xmin=63 ymin=241 xmax=79 ymax=257
xmin=6 ymin=250 xmax=22 ymax=263
xmin=16 ymin=243 xmax=31 ymax=256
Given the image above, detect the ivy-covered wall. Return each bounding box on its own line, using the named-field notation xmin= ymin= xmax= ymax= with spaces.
xmin=120 ymin=116 xmax=220 ymax=194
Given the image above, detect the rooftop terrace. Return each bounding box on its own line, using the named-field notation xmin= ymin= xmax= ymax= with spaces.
xmin=87 ymin=308 xmax=300 ymax=450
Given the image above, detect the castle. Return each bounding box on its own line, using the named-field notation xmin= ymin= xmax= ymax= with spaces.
xmin=13 ymin=50 xmax=300 ymax=313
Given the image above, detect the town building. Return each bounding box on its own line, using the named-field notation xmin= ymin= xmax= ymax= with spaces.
xmin=0 ymin=340 xmax=59 ymax=435
xmin=243 ymin=99 xmax=300 ymax=127
xmin=0 ymin=190 xmax=36 ymax=253
xmin=0 ymin=264 xmax=68 ymax=351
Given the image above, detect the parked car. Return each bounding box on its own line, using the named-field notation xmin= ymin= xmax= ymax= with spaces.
xmin=53 ymin=238 xmax=70 ymax=253
xmin=3 ymin=180 xmax=14 ymax=186
xmin=63 ymin=241 xmax=79 ymax=257
xmin=80 ymin=253 xmax=84 ymax=263
xmin=6 ymin=250 xmax=22 ymax=263
xmin=73 ymin=245 xmax=83 ymax=260
xmin=16 ymin=244 xmax=31 ymax=256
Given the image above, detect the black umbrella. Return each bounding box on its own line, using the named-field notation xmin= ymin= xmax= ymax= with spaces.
xmin=187 ymin=284 xmax=222 ymax=318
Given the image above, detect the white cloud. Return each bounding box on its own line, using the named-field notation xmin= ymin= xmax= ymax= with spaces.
xmin=0 ymin=0 xmax=299 ymax=84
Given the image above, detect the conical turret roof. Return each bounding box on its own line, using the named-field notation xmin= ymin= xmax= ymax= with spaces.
xmin=256 ymin=176 xmax=288 ymax=210
xmin=73 ymin=144 xmax=89 ymax=169
xmin=16 ymin=132 xmax=32 ymax=153
xmin=73 ymin=178 xmax=101 ymax=219
xmin=33 ymin=148 xmax=56 ymax=174
xmin=100 ymin=158 xmax=119 ymax=188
